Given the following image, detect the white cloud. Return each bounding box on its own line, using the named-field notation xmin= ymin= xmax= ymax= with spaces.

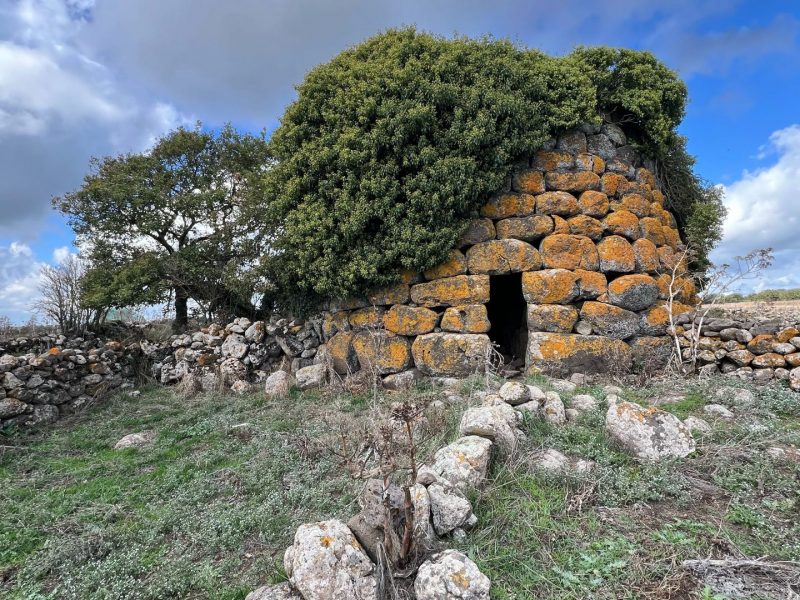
xmin=711 ymin=124 xmax=800 ymax=291
xmin=52 ymin=246 xmax=71 ymax=263
xmin=0 ymin=242 xmax=44 ymax=323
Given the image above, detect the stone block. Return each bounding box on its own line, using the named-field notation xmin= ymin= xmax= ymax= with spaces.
xmin=441 ymin=304 xmax=490 ymax=333
xmin=597 ymin=235 xmax=635 ymax=273
xmin=534 ymin=191 xmax=579 ymax=217
xmin=412 ymin=333 xmax=491 ymax=377
xmin=603 ymin=209 xmax=641 ymax=240
xmin=545 ymin=171 xmax=600 ymax=192
xmin=423 ymin=250 xmax=467 ymax=280
xmin=458 ymin=218 xmax=496 ymax=247
xmin=527 ymin=304 xmax=579 ymax=333
xmin=495 ymin=215 xmax=553 ymax=241
xmin=607 ymin=274 xmax=659 ymax=311
xmin=383 ymin=305 xmax=439 ymax=336
xmin=352 ymin=331 xmax=412 ymax=375
xmin=466 ymin=239 xmax=541 ymax=275
xmin=526 ymin=333 xmax=633 ymax=376
xmin=512 ymin=169 xmax=546 ymax=194
xmin=480 ymin=192 xmax=535 ymax=219
xmin=522 ymin=269 xmax=579 ymax=304
xmin=540 ymin=234 xmax=599 ymax=271
xmin=580 ymin=301 xmax=640 ymax=340
xmin=577 ymin=190 xmax=609 ymax=217
xmin=410 ymin=275 xmax=490 ymax=307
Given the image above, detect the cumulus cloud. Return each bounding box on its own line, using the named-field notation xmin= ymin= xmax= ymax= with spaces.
xmin=711 ymin=125 xmax=800 ymax=291
xmin=0 ymin=242 xmax=43 ymax=323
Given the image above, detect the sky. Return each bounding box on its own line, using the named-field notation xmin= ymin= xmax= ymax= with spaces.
xmin=1 ymin=0 xmax=799 ymax=322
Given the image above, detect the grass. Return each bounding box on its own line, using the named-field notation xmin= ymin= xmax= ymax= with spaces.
xmin=455 ymin=376 xmax=800 ymax=599
xmin=1 ymin=374 xmax=799 ymax=599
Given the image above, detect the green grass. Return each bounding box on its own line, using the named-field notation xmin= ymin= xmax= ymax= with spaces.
xmin=0 ymin=386 xmax=369 ymax=599
xmin=2 ymin=375 xmax=799 ymax=599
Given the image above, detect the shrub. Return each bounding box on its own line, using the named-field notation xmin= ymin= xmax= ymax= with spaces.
xmin=254 ymin=28 xmax=720 ymax=311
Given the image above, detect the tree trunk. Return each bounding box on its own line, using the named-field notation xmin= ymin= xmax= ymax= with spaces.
xmin=173 ymin=288 xmax=189 ymax=332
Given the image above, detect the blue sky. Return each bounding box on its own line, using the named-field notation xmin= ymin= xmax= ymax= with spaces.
xmin=1 ymin=0 xmax=799 ymax=322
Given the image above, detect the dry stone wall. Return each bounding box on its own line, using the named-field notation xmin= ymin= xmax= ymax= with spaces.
xmin=321 ymin=123 xmax=696 ymax=382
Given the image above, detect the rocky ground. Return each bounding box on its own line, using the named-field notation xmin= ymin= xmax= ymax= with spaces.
xmin=1 ymin=373 xmax=799 ymax=599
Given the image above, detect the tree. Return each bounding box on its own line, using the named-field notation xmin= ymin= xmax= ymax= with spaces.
xmin=54 ymin=125 xmax=270 ymax=330
xmin=251 ymin=28 xmax=722 ymax=313
xmin=33 ymin=254 xmax=98 ymax=334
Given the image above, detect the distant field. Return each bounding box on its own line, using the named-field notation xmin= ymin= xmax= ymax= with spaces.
xmin=707 ymin=299 xmax=800 ymax=321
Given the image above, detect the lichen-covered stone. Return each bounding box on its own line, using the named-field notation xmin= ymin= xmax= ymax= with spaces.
xmin=512 ymin=169 xmax=546 ymax=194
xmin=600 ymin=172 xmax=629 ymax=196
xmin=322 ymin=312 xmax=351 ymax=339
xmin=480 ymin=192 xmax=535 ymax=218
xmin=605 ymin=400 xmax=695 ymax=462
xmin=575 ymin=269 xmax=607 ymax=299
xmin=352 ymin=331 xmax=412 ymax=375
xmin=466 ymin=239 xmax=541 ymax=274
xmin=441 ymin=304 xmax=490 ymax=333
xmin=327 ymin=331 xmax=358 ymax=374
xmin=349 ymin=307 xmax=385 ymax=330
xmin=639 ymin=217 xmax=666 ymax=246
xmin=575 ymin=153 xmax=605 ymax=173
xmin=458 ymin=218 xmax=496 ymax=247
xmin=522 ymin=269 xmax=579 ymax=304
xmin=534 ymin=191 xmax=580 ymax=217
xmin=597 ymin=235 xmax=636 ymax=273
xmin=603 ymin=209 xmax=641 ymax=240
xmin=633 ymin=238 xmax=660 ymax=273
xmin=527 ymin=304 xmax=579 ymax=333
xmin=580 ymin=301 xmax=639 ymax=340
xmin=540 ymin=234 xmax=599 ymax=271
xmin=367 ymin=283 xmax=410 ymax=306
xmin=283 ymin=519 xmax=377 ymax=600
xmin=752 ymin=353 xmax=786 ymax=368
xmin=383 ymin=305 xmax=438 ymax=336
xmin=545 ymin=171 xmax=600 ymax=192
xmin=495 ymin=215 xmax=553 ymax=241
xmin=410 ymin=275 xmax=490 ymax=307
xmin=423 ymin=250 xmax=467 ymax=280
xmin=567 ymin=215 xmax=604 ymax=240
xmin=412 ymin=333 xmax=491 ymax=377
xmin=577 ymin=190 xmax=610 ymax=217
xmin=640 ymin=305 xmax=671 ymax=336
xmin=532 ymin=150 xmax=573 ymax=171
xmin=415 ymin=550 xmax=490 ymax=600
xmin=611 ymin=193 xmax=650 ymax=217
xmin=607 ymin=274 xmax=659 ymax=311
xmin=526 ymin=333 xmax=633 ymax=376
xmin=429 ymin=435 xmax=493 ymax=491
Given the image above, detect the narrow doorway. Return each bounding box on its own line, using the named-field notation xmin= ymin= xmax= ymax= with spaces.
xmin=485 ymin=273 xmax=528 ymax=367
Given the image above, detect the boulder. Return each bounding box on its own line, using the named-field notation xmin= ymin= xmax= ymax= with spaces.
xmin=512 ymin=169 xmax=546 ymax=194
xmin=429 ymin=435 xmax=493 ymax=491
xmin=0 ymin=397 xmax=29 ymax=418
xmin=683 ymin=416 xmax=712 ymax=435
xmin=790 ymin=367 xmax=800 ymax=392
xmin=498 ymin=381 xmax=530 ymax=405
xmin=568 ymin=215 xmax=604 ymax=240
xmin=114 ymin=431 xmax=156 ymax=450
xmin=543 ymin=391 xmax=566 ymax=425
xmin=415 ymin=550 xmax=490 ymax=600
xmin=529 ymin=448 xmax=594 ymax=474
xmin=221 ymin=333 xmax=249 ymax=359
xmin=605 ymin=400 xmax=695 ymax=461
xmin=535 ymin=191 xmax=580 ymax=216
xmin=352 ymin=331 xmax=412 ymax=375
xmin=348 ymin=307 xmax=385 ymax=330
xmin=441 ymin=305 xmax=490 ymax=334
xmin=427 ymin=482 xmax=474 ymax=535
xmin=715 ymin=386 xmax=755 ymax=407
xmin=367 ymin=283 xmax=410 ymax=305
xmin=632 ymin=238 xmax=660 ymax=273
xmin=480 ymin=192 xmax=536 ymax=219
xmin=284 ymin=520 xmax=377 ymax=600
xmin=607 ymin=274 xmax=659 ymax=311
xmin=383 ymin=305 xmax=438 ymax=336
xmin=495 ymin=215 xmax=553 ymax=242
xmin=522 ymin=269 xmax=580 ymax=304
xmin=459 ymin=404 xmax=522 ymax=454
xmin=423 ymin=250 xmax=467 ymax=280
xmin=410 ymin=275 xmax=490 ymax=308
xmin=539 ymin=234 xmax=599 ymax=271
xmin=579 ymin=301 xmax=639 ymax=340
xmin=526 ymin=333 xmax=633 ymax=376
xmin=295 ymin=364 xmax=327 ymax=390
xmin=545 ymin=171 xmax=601 ymax=193
xmin=412 ymin=333 xmax=491 ymax=377
xmin=381 ymin=369 xmax=423 ymax=391
xmin=577 ymin=190 xmax=610 ymax=217
xmin=458 ymin=218 xmax=496 ymax=247
xmin=526 ymin=304 xmax=579 ymax=333
xmin=326 ymin=331 xmax=358 ymax=375
xmin=570 ymin=394 xmax=599 ymax=413
xmin=466 ymin=239 xmax=541 ymax=275
xmin=597 ymin=235 xmax=636 ymax=273
xmin=603 ymin=209 xmax=641 ymax=240
xmin=265 ymin=371 xmax=295 ymax=398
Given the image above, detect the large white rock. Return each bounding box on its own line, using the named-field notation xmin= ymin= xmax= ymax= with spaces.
xmin=498 ymin=381 xmax=529 ymax=405
xmin=283 ymin=520 xmax=377 ymax=600
xmin=429 ymin=436 xmax=493 ymax=491
xmin=427 ymin=482 xmax=473 ymax=536
xmin=715 ymin=386 xmax=755 ymax=407
xmin=789 ymin=366 xmax=800 ymax=392
xmin=295 ymin=364 xmax=327 ymax=390
xmin=605 ymin=400 xmax=695 ymax=462
xmin=459 ymin=405 xmax=522 ymax=454
xmin=415 ymin=550 xmax=490 ymax=600
xmin=570 ymin=394 xmax=599 ymax=413
xmin=542 ymin=392 xmax=566 ymax=425
xmin=529 ymin=448 xmax=594 ymax=475
xmin=265 ymin=371 xmax=295 ymax=398
xmin=114 ymin=431 xmax=155 ymax=450
xmin=221 ymin=333 xmax=249 ymax=359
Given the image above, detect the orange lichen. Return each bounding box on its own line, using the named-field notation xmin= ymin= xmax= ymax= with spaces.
xmin=777 ymin=327 xmax=800 ymax=343
xmin=352 ymin=331 xmax=412 ymax=374
xmin=603 ymin=209 xmax=641 ymax=240
xmin=534 ymin=191 xmax=580 ymax=217
xmin=575 ymin=153 xmax=605 ymax=173
xmin=383 ymin=305 xmax=439 ymax=335
xmin=522 ymin=269 xmax=580 ymax=304
xmin=512 ymin=169 xmax=546 ymax=194
xmin=545 ymin=171 xmax=601 ymax=193
xmin=532 ymin=150 xmax=573 ymax=171
xmin=540 ymin=234 xmax=599 ymax=270
xmin=441 ymin=304 xmax=490 ymax=333
xmin=423 ymin=249 xmax=467 ymax=280
xmin=349 ymin=306 xmax=385 ymax=330
xmin=466 ymin=239 xmax=542 ymax=274
xmin=567 ymin=215 xmax=604 ymax=240
xmin=577 ymin=190 xmax=610 ymax=217
xmin=495 ymin=215 xmax=554 ymax=241
xmin=526 ymin=304 xmax=578 ymax=333
xmin=597 ymin=235 xmax=635 ymax=273
xmin=639 ymin=217 xmax=666 ymax=246
xmin=367 ymin=282 xmax=411 ymax=305
xmin=410 ymin=275 xmax=490 ymax=307
xmin=480 ymin=192 xmax=536 ymax=219
xmin=600 ymin=172 xmax=628 ymax=197
xmin=632 ymin=238 xmax=659 ymax=273
xmin=575 ymin=269 xmax=607 ymax=299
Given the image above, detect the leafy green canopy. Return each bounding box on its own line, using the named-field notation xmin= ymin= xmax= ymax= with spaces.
xmin=256 ymin=29 xmax=721 ymax=311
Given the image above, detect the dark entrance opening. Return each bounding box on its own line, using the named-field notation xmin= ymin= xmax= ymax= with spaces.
xmin=486 ymin=273 xmax=528 ymax=367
